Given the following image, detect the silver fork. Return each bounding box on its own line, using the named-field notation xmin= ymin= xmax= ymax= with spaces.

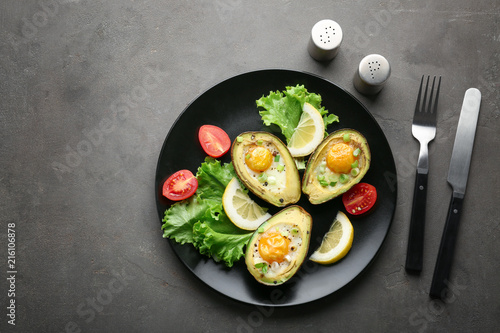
xmin=405 ymin=75 xmax=441 ymax=273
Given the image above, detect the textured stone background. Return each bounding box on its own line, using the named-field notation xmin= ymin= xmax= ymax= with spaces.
xmin=1 ymin=0 xmax=499 ymax=332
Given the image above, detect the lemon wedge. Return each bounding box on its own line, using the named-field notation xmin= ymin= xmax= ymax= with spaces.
xmin=222 ymin=177 xmax=272 ymax=230
xmin=287 ymin=102 xmax=325 ymax=157
xmin=310 ymin=211 xmax=353 ymax=264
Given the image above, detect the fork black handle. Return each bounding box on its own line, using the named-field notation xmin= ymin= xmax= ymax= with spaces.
xmin=405 ymin=170 xmax=428 ymax=273
xmin=429 ymin=191 xmax=464 ymax=299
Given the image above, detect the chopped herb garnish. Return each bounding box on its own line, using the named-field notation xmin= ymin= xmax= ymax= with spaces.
xmin=319 ymin=180 xmax=329 ymax=187
xmin=339 ymin=174 xmax=349 ymax=184
xmin=343 ymin=133 xmax=351 ymax=142
xmin=353 ymin=148 xmax=361 ymax=157
xmin=237 ymin=136 xmax=244 ymax=143
xmin=329 ymin=175 xmax=339 ymax=183
xmin=351 ymin=160 xmax=359 ymax=169
xmin=257 ymin=173 xmax=268 ymax=183
xmin=255 ymin=262 xmax=268 ymax=274
xmin=318 ymin=174 xmax=329 ymax=187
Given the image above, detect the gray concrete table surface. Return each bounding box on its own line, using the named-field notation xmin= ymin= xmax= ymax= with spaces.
xmin=1 ymin=0 xmax=499 ymax=332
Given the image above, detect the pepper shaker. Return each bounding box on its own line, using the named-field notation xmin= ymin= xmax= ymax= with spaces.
xmin=353 ymin=54 xmax=391 ymax=95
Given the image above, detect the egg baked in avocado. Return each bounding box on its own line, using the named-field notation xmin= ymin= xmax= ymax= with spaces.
xmin=302 ymin=129 xmax=371 ymax=205
xmin=231 ymin=132 xmax=301 ymax=207
xmin=245 ymin=205 xmax=312 ymax=286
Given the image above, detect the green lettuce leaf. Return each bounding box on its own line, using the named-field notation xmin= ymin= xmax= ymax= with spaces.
xmin=162 ymin=196 xmax=214 ymax=244
xmin=256 ymin=84 xmax=339 ymax=143
xmin=196 ymin=157 xmax=235 ymax=200
xmin=193 ymin=211 xmax=252 ymax=267
xmin=162 ymin=158 xmax=253 ymax=267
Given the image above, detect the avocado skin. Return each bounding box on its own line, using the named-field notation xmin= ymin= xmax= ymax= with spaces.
xmin=245 ymin=205 xmax=312 ymax=286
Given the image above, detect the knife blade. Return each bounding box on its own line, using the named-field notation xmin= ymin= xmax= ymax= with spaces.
xmin=429 ymin=88 xmax=481 ymax=299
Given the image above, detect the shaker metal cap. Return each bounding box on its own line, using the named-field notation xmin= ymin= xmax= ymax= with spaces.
xmin=308 ymin=19 xmax=343 ymax=61
xmin=353 ymin=54 xmax=391 ymax=95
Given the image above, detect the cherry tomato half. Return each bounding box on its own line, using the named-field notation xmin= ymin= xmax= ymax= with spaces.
xmin=162 ymin=170 xmax=198 ymax=201
xmin=198 ymin=125 xmax=231 ymax=158
xmin=342 ymin=183 xmax=377 ymax=215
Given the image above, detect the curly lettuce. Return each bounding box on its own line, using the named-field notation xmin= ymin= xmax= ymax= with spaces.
xmin=256 ymin=84 xmax=339 ymax=143
xmin=162 ymin=158 xmax=252 ymax=267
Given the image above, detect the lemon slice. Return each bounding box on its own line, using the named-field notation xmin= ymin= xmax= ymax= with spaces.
xmin=310 ymin=211 xmax=354 ymax=264
xmin=222 ymin=177 xmax=272 ymax=230
xmin=287 ymin=102 xmax=325 ymax=157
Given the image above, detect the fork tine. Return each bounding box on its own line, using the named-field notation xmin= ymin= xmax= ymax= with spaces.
xmin=421 ymin=76 xmax=430 ymax=112
xmin=432 ymin=76 xmax=442 ymax=114
xmin=427 ymin=76 xmax=436 ymax=113
xmin=415 ymin=75 xmax=424 ymax=112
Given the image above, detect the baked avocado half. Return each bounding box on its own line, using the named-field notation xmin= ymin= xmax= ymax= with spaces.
xmin=302 ymin=129 xmax=371 ymax=205
xmin=231 ymin=132 xmax=301 ymax=207
xmin=245 ymin=205 xmax=312 ymax=286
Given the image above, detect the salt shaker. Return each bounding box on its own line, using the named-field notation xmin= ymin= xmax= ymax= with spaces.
xmin=307 ymin=19 xmax=343 ymax=61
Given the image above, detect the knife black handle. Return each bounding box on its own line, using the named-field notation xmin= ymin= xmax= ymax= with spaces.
xmin=405 ymin=171 xmax=428 ymax=273
xmin=429 ymin=191 xmax=464 ymax=299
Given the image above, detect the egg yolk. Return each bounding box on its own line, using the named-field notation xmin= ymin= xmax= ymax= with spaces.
xmin=327 ymin=143 xmax=356 ymax=173
xmin=246 ymin=146 xmax=273 ymax=172
xmin=258 ymin=231 xmax=290 ymax=263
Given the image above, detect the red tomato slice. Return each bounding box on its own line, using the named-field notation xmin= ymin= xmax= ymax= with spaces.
xmin=162 ymin=170 xmax=198 ymax=201
xmin=198 ymin=125 xmax=231 ymax=158
xmin=342 ymin=183 xmax=377 ymax=215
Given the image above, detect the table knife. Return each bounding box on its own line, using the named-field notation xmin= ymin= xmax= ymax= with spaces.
xmin=429 ymin=88 xmax=481 ymax=299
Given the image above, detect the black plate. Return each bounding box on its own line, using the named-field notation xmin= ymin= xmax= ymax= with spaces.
xmin=155 ymin=69 xmax=397 ymax=306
